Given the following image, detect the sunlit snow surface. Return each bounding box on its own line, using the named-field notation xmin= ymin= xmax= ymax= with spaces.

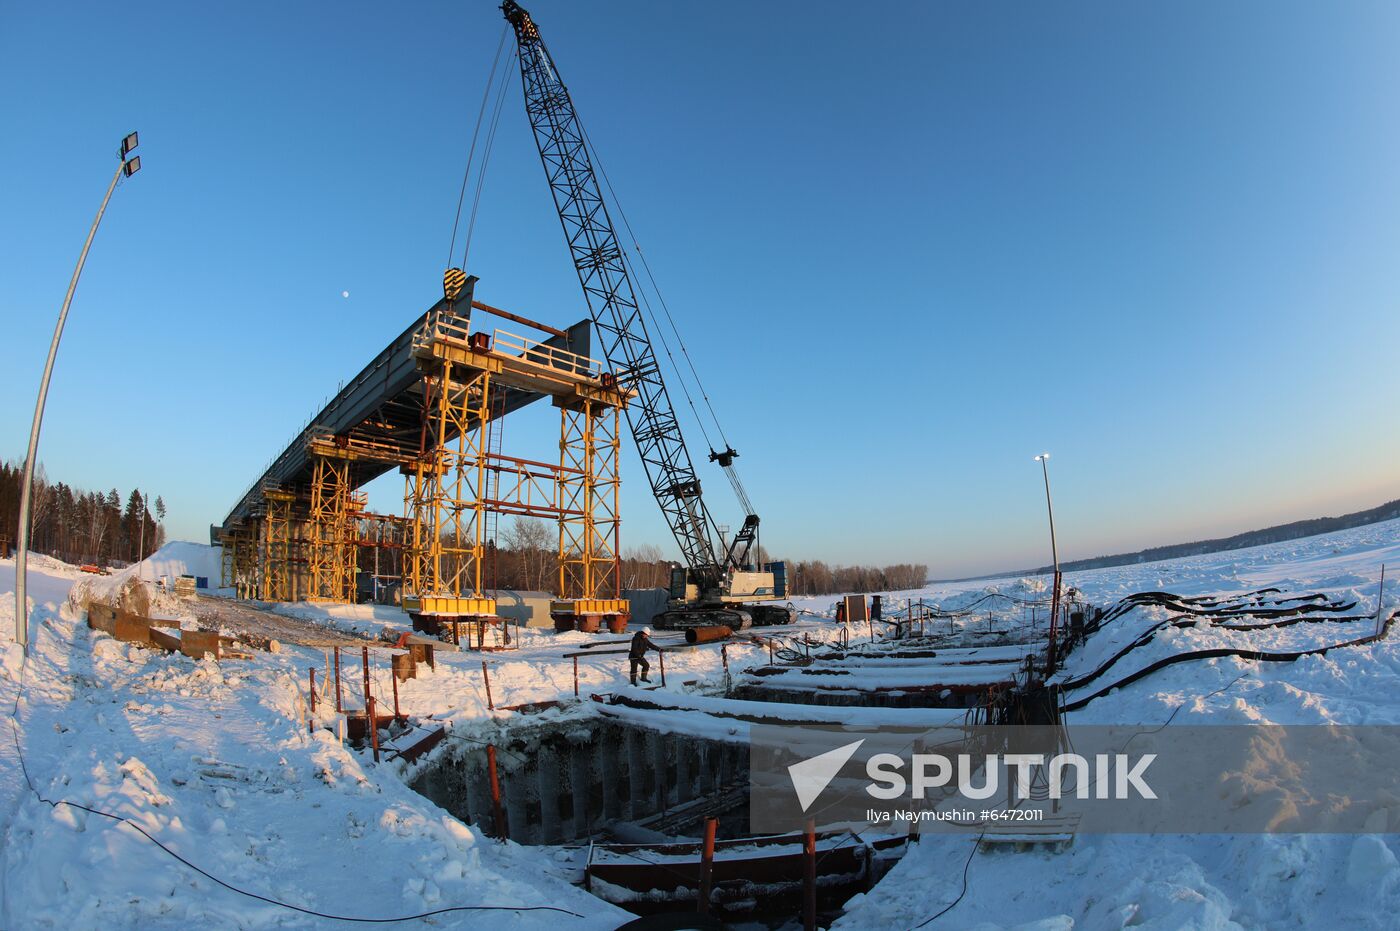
xmin=3 ymin=517 xmax=1400 ymax=927
xmin=830 ymin=520 xmax=1400 ymax=930
xmin=0 ymin=552 xmax=626 ymax=929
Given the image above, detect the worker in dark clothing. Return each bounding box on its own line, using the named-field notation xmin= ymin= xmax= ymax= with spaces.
xmin=629 ymin=628 xmax=661 ymax=685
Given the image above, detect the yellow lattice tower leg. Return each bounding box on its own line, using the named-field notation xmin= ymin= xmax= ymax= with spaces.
xmin=233 ymin=529 xmax=257 ymax=599
xmin=308 ymin=459 xmax=332 ymax=601
xmin=403 ymin=360 xmax=492 ymax=613
xmin=333 ymin=458 xmax=355 ymax=601
xmin=552 ymin=398 xmax=627 ymax=631
xmin=403 ymin=464 xmax=428 ymax=600
xmin=557 ymin=403 xmax=589 ymax=600
xmin=262 ymin=490 xmax=294 ymax=602
xmin=587 ymin=404 xmax=622 ymax=601
xmin=219 ymin=532 xmax=235 ymax=589
xmin=309 ymin=454 xmax=354 ymax=602
xmin=343 ymin=494 xmax=365 ymax=603
xmin=440 ymin=360 xmax=491 ymax=598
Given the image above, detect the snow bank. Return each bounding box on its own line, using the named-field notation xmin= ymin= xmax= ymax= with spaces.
xmin=124 ymin=540 xmax=224 ymax=586
xmin=0 ymin=553 xmax=625 ymax=928
xmin=835 ymin=518 xmax=1400 ymax=929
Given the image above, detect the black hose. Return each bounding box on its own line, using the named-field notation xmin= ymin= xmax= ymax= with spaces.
xmin=1062 ymin=611 xmax=1396 ymax=712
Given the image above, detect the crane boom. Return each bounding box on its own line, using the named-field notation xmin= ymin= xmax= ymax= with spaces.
xmin=500 ymin=1 xmax=793 ymax=628
xmin=502 ymin=0 xmax=732 ymax=586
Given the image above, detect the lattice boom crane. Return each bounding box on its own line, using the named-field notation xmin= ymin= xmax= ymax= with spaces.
xmin=500 ymin=0 xmax=792 ymax=628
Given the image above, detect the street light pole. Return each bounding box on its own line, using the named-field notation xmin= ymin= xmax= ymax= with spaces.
xmin=1034 ymin=453 xmax=1059 ymax=577
xmin=1034 ymin=452 xmax=1062 ymax=672
xmin=136 ymin=490 xmax=147 ymax=580
xmin=14 ymin=134 xmax=141 ymax=656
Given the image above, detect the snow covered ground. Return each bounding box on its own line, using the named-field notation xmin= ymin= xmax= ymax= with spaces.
xmin=833 ymin=520 xmax=1400 ymax=930
xmin=4 ymin=516 xmax=1400 ymax=927
xmin=0 ymin=542 xmax=842 ymax=928
xmin=0 ymin=552 xmax=629 ymax=928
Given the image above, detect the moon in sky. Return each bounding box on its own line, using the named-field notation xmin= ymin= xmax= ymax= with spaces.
xmin=341 ymin=291 xmax=350 ymax=298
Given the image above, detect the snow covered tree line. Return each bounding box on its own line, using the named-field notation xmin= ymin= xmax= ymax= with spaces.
xmin=0 ymin=460 xmax=164 ymax=566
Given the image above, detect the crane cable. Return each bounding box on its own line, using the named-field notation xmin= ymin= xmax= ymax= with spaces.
xmin=618 ymin=233 xmax=718 ymax=452
xmin=577 ymin=123 xmax=734 ymax=453
xmin=579 ymin=124 xmax=763 ymax=529
xmin=570 ymin=122 xmax=716 ymax=452
xmin=461 ymin=48 xmax=519 ymax=271
xmin=447 ymin=25 xmax=510 ymax=269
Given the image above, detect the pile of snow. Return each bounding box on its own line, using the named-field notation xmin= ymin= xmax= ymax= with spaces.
xmin=66 ymin=541 xmax=224 ymax=620
xmin=122 ymin=540 xmax=224 ymax=587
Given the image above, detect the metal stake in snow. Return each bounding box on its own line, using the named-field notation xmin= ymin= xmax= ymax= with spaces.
xmin=697 ymin=817 xmax=717 ymax=915
xmin=1377 ymin=565 xmax=1387 ymax=638
xmin=802 ymin=818 xmax=817 ymax=931
xmin=14 ymin=133 xmax=141 ymax=656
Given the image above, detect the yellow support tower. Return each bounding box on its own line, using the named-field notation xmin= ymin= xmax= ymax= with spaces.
xmin=230 ymin=527 xmax=257 ymax=599
xmin=308 ymin=449 xmax=356 ymax=603
xmin=587 ymin=404 xmax=623 ymax=604
xmin=400 ymin=309 xmax=630 ymax=636
xmin=219 ymin=528 xmax=236 ymax=589
xmin=554 ymin=399 xmax=625 ymax=631
xmin=260 ymin=489 xmax=295 ymax=602
xmin=403 ymin=356 xmax=497 ymax=620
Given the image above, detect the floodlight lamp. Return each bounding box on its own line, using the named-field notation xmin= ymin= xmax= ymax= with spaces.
xmin=123 ymin=155 xmax=141 ymax=177
xmin=120 ymin=131 xmax=139 ymax=158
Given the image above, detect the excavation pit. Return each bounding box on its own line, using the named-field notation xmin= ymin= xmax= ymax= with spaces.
xmin=406 ymin=713 xmax=908 ymax=923
xmin=410 ymin=718 xmax=750 ymax=845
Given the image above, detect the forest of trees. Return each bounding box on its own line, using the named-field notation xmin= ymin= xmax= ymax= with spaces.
xmin=479 ymin=519 xmax=927 ymax=597
xmin=785 ymin=560 xmax=928 ymax=596
xmin=0 ymin=460 xmax=164 ymax=566
xmin=469 ymin=521 xmax=675 ymax=592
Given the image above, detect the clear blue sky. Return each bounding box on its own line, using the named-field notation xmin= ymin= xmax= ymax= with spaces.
xmin=4 ymin=1 xmax=1400 ymax=578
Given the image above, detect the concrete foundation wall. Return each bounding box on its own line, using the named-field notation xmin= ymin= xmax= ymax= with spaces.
xmin=623 ymin=588 xmax=669 ymax=627
xmin=486 ymin=590 xmax=554 ymax=628
xmin=410 ymin=719 xmax=747 ymax=844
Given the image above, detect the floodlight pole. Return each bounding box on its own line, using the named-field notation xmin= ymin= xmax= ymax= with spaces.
xmin=1034 ymin=453 xmax=1062 ymax=672
xmin=1035 ymin=454 xmax=1059 ymax=577
xmin=15 ymin=151 xmax=134 ymax=657
xmin=136 ymin=491 xmax=147 ymax=578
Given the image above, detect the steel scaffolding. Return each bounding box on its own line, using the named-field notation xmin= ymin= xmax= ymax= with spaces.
xmin=308 ymin=448 xmax=356 ymax=603
xmin=219 ymin=530 xmax=235 ymax=589
xmin=260 ymin=489 xmax=295 ymax=602
xmin=404 ymin=358 xmax=494 ymax=618
xmin=557 ymin=399 xmax=623 ymax=617
xmin=223 ymin=527 xmax=257 ymax=599
xmin=403 ymin=321 xmax=630 ymax=631
xmin=214 ymin=284 xmax=631 ymax=631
